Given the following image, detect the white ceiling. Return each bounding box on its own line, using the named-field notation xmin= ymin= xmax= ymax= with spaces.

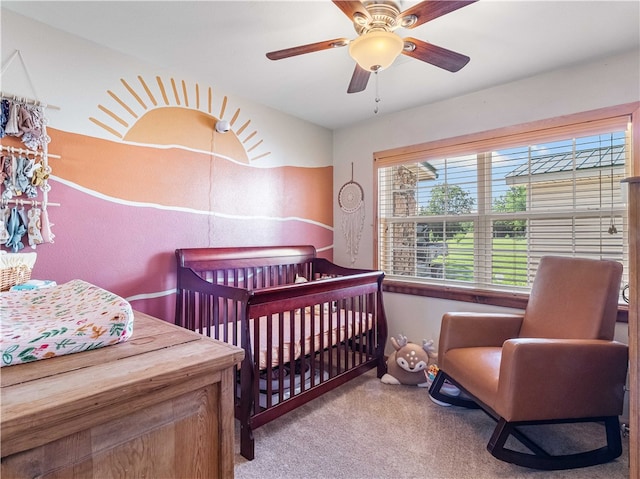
xmin=3 ymin=0 xmax=639 ymax=130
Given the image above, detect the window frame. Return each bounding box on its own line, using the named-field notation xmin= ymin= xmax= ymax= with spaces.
xmin=374 ymin=103 xmax=640 ymax=322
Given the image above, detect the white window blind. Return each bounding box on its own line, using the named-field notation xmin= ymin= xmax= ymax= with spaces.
xmin=376 ymin=115 xmax=631 ymax=297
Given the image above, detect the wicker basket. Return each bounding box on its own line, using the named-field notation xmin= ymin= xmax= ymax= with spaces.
xmin=0 ymin=252 xmax=37 ymax=291
xmin=0 ymin=264 xmax=32 ymax=291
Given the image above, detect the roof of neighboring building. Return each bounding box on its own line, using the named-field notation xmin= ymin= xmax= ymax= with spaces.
xmin=507 ymin=144 xmax=625 ymax=178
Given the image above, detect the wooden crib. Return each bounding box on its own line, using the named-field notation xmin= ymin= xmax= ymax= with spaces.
xmin=175 ymin=245 xmax=388 ymax=460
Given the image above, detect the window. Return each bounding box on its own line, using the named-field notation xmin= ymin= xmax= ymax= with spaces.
xmin=375 ymin=109 xmax=634 ymax=303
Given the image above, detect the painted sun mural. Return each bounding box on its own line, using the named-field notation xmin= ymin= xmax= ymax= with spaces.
xmin=30 ymin=75 xmax=333 ymax=321
xmin=88 ymin=76 xmax=269 ymax=163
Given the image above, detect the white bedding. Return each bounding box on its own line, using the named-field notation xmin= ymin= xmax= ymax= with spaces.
xmin=201 ymin=305 xmax=374 ymax=369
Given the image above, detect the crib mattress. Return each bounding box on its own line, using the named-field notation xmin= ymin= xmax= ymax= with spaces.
xmin=206 ymin=305 xmax=374 ymax=370
xmin=1 ymin=279 xmax=134 ymax=367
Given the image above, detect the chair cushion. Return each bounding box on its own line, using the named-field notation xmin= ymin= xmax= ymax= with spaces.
xmin=520 ymin=256 xmax=622 ymax=340
xmin=442 ymin=346 xmax=502 ymax=410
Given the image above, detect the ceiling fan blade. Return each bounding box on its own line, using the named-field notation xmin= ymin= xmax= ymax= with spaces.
xmin=347 ymin=64 xmax=371 ymax=94
xmin=402 ymin=37 xmax=470 ymax=72
xmin=332 ymin=1 xmax=371 ymax=22
xmin=398 ymin=0 xmax=478 ymax=29
xmin=266 ymin=38 xmax=349 ymax=60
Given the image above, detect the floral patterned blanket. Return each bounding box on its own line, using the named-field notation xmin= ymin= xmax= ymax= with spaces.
xmin=1 ymin=279 xmax=134 ymax=367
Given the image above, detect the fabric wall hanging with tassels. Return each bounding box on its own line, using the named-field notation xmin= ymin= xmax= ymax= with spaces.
xmin=0 ymin=50 xmax=61 ymax=253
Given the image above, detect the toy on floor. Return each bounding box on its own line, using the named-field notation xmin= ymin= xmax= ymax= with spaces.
xmin=381 ymin=334 xmax=437 ymax=387
xmin=425 ymin=364 xmax=462 ymax=406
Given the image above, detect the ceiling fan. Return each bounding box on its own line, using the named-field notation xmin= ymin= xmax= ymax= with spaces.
xmin=266 ymin=0 xmax=478 ymax=94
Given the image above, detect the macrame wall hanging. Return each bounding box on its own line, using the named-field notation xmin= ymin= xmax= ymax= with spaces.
xmin=338 ymin=163 xmax=365 ymax=265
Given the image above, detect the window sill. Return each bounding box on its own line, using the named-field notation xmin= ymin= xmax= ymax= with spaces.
xmin=382 ymin=279 xmax=629 ymax=323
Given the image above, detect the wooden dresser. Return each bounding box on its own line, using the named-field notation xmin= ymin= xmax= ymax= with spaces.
xmin=1 ymin=311 xmax=244 ymax=479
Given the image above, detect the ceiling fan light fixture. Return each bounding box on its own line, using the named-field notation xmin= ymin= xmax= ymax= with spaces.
xmin=349 ymin=30 xmax=404 ymax=72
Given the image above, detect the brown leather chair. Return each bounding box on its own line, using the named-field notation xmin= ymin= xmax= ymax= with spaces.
xmin=429 ymin=256 xmax=628 ymax=470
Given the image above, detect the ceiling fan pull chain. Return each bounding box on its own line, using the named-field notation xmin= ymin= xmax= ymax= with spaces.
xmin=374 ymin=71 xmax=380 ymax=114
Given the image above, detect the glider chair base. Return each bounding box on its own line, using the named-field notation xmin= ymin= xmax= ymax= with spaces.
xmin=429 ymin=370 xmax=623 ymax=471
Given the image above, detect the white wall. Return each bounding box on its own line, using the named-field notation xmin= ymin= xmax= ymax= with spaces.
xmin=333 ymin=48 xmax=640 ymax=349
xmin=1 ymin=9 xmax=333 ymax=169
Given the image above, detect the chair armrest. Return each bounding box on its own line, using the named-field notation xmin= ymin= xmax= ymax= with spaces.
xmin=496 ymin=339 xmax=629 ymax=421
xmin=438 ymin=312 xmax=524 ymax=358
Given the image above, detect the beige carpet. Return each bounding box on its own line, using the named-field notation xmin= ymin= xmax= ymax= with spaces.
xmin=234 ymin=369 xmax=629 ymax=479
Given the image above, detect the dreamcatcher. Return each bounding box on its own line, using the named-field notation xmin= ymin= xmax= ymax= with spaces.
xmin=339 ymin=163 xmax=365 ymax=265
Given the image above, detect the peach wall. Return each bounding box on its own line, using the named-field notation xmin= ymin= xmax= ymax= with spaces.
xmin=2 ymin=123 xmax=333 ymax=321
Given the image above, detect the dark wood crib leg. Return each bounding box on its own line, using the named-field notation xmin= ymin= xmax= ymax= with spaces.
xmin=237 ymin=331 xmax=256 ymax=460
xmin=374 ymin=328 xmax=387 ymax=379
xmin=377 ymin=348 xmax=386 ymax=379
xmin=240 ymin=422 xmax=255 ymax=461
